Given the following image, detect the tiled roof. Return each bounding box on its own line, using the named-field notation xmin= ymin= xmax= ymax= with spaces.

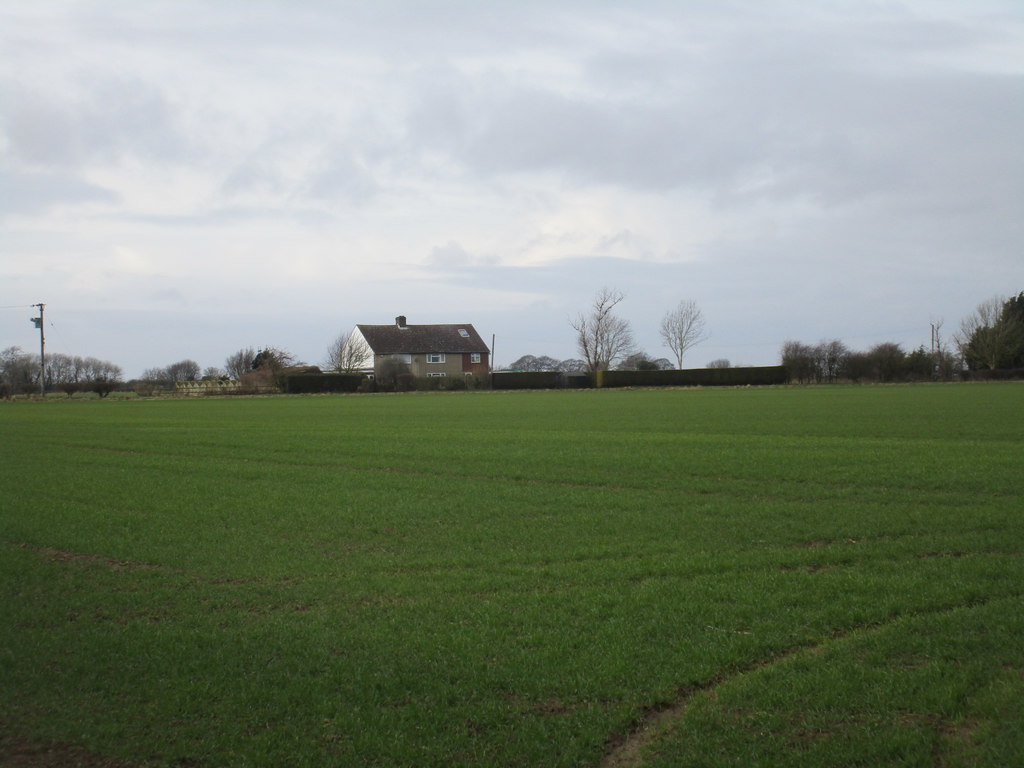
xmin=357 ymin=323 xmax=490 ymax=355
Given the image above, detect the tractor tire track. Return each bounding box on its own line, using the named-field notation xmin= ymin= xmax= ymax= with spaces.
xmin=600 ymin=593 xmax=1015 ymax=768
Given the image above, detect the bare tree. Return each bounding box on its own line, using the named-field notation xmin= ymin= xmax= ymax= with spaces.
xmin=781 ymin=340 xmax=816 ymax=383
xmin=557 ymin=358 xmax=587 ymax=373
xmin=508 ymin=355 xmax=541 ymax=371
xmin=46 ymin=353 xmax=84 ymax=397
xmin=3 ymin=348 xmax=123 ymax=398
xmin=507 ymin=355 xmax=563 ymax=372
xmin=815 ymin=340 xmax=848 ymax=383
xmin=324 ymin=331 xmax=371 ymax=372
xmin=139 ymin=360 xmax=200 ymax=386
xmin=167 ymin=360 xmax=201 ymax=382
xmin=81 ymin=357 xmax=123 ymax=398
xmin=225 ymin=347 xmax=257 ymax=380
xmin=202 ymin=366 xmax=227 ymax=380
xmin=44 ymin=353 xmax=73 ymax=389
xmin=1 ymin=346 xmax=36 ymax=397
xmin=660 ymin=300 xmax=708 ymax=369
xmin=570 ymin=288 xmax=635 ymax=373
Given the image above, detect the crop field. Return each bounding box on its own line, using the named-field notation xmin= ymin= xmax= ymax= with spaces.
xmin=1 ymin=384 xmax=1022 ymax=767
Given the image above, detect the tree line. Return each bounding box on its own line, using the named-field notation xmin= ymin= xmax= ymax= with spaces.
xmin=3 ymin=291 xmax=1020 ymax=397
xmin=509 ymin=289 xmax=1022 ymax=382
xmin=0 ymin=348 xmax=123 ymax=398
xmin=779 ymin=340 xmax=958 ymax=384
xmin=0 ymin=344 xmax=305 ymax=399
xmin=781 ymin=293 xmax=1023 ymax=383
xmin=134 ymin=347 xmax=305 ymax=395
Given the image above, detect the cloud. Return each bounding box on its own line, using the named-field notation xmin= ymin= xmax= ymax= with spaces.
xmin=0 ymin=0 xmax=1020 ymax=379
xmin=147 ymin=287 xmax=188 ymax=306
xmin=2 ymin=76 xmax=191 ymax=169
xmin=428 ymin=241 xmax=474 ymax=267
xmin=399 ymin=4 xmax=1024 ymax=224
xmin=301 ymin=146 xmax=379 ymax=204
xmin=0 ymin=169 xmax=118 ymax=216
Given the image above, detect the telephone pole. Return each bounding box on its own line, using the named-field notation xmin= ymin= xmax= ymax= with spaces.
xmin=31 ymin=303 xmax=45 ymax=396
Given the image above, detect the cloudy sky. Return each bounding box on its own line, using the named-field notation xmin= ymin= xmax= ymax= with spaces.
xmin=2 ymin=1 xmax=1021 ymax=377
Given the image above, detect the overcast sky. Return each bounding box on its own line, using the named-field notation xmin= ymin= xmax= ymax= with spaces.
xmin=2 ymin=1 xmax=1021 ymax=377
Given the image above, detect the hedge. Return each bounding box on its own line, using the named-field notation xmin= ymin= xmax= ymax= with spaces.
xmin=492 ymin=367 xmax=787 ymax=390
xmin=960 ymin=368 xmax=1024 ymax=381
xmin=491 ymin=372 xmax=581 ymax=391
xmin=601 ymin=366 xmax=788 ymax=387
xmin=281 ymin=373 xmax=365 ymax=394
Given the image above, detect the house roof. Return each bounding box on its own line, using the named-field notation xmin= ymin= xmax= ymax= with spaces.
xmin=357 ymin=323 xmax=490 ymax=355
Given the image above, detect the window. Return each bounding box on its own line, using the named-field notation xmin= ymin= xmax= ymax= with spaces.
xmin=470 ymin=353 xmax=481 ymax=363
xmin=427 ymin=353 xmax=445 ymax=364
xmin=458 ymin=329 xmax=470 ymax=338
xmin=427 ymin=372 xmax=446 ymax=378
xmin=392 ymin=354 xmax=412 ymax=364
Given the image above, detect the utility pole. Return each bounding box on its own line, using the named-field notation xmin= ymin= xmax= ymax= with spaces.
xmin=31 ymin=303 xmax=45 ymax=396
xmin=930 ymin=319 xmax=944 ymax=378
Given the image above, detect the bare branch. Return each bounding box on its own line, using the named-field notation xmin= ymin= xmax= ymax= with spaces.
xmin=570 ymin=288 xmax=634 ymax=372
xmin=324 ymin=331 xmax=372 ymax=373
xmin=660 ymin=300 xmax=708 ymax=369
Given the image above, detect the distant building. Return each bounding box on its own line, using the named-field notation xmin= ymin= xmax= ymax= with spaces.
xmin=351 ymin=316 xmax=491 ymax=379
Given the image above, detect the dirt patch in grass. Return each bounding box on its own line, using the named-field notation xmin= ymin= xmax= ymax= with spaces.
xmin=17 ymin=544 xmax=162 ymax=573
xmin=13 ymin=543 xmax=267 ymax=587
xmin=0 ymin=733 xmax=144 ymax=768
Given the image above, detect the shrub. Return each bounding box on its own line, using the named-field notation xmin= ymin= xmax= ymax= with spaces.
xmin=376 ymin=358 xmax=410 ymax=391
xmin=413 ymin=376 xmax=444 ymax=391
xmin=237 ymin=368 xmax=279 ymax=394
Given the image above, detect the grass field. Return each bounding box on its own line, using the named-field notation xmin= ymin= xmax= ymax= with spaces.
xmin=1 ymin=384 xmax=1022 ymax=767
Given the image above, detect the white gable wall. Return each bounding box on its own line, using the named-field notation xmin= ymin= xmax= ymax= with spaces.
xmin=347 ymin=327 xmax=375 ymax=369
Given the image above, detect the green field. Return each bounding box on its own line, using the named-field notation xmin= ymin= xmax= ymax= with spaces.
xmin=1 ymin=384 xmax=1022 ymax=767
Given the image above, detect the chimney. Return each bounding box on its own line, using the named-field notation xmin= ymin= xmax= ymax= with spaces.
xmin=396 ymin=315 xmax=407 ymax=329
